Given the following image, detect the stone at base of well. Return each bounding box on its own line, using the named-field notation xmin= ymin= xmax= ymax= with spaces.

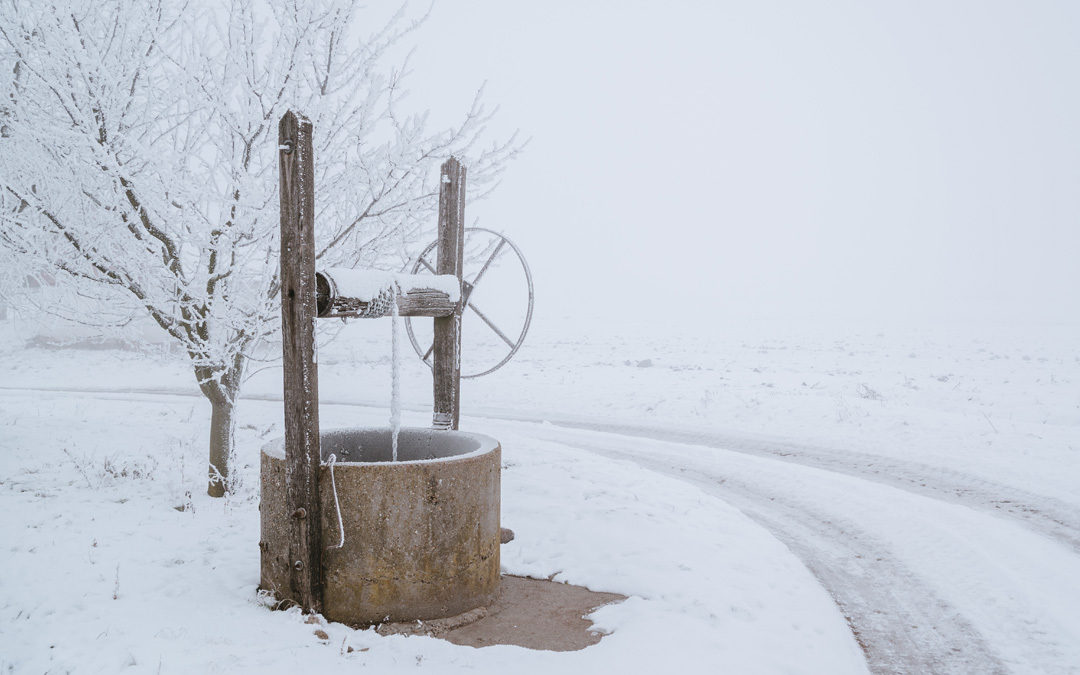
xmin=259 ymin=428 xmax=501 ymax=624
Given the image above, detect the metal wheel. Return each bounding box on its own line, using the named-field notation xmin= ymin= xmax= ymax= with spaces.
xmin=403 ymin=227 xmax=534 ymax=378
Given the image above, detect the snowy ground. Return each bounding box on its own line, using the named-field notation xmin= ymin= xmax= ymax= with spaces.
xmin=1 ymin=314 xmax=1078 ymax=673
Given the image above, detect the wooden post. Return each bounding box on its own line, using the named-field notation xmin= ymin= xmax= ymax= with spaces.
xmin=278 ymin=110 xmax=322 ymax=613
xmin=432 ymin=158 xmax=465 ymax=430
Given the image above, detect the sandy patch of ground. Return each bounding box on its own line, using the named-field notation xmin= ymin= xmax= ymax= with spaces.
xmin=377 ymin=575 xmax=626 ymax=651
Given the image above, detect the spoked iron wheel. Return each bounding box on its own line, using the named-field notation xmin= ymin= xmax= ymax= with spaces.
xmin=404 ymin=227 xmax=534 ymax=378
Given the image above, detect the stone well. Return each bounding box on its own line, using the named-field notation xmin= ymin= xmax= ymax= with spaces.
xmin=260 ymin=427 xmax=501 ymax=624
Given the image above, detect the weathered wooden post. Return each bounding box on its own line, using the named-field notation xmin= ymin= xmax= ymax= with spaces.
xmin=433 ymin=158 xmax=465 ymax=430
xmin=277 ymin=110 xmax=322 ymax=613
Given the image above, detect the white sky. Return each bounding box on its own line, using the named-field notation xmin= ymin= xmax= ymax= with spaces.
xmin=404 ymin=1 xmax=1079 ymax=325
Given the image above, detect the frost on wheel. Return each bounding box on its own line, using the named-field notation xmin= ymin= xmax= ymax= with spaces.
xmin=404 ymin=227 xmax=534 ymax=379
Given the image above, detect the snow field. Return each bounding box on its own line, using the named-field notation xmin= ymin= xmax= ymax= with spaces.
xmin=0 ymin=391 xmax=865 ymax=674
xmin=2 ymin=315 xmax=1077 ymax=672
xmin=8 ymin=313 xmax=1078 ymax=511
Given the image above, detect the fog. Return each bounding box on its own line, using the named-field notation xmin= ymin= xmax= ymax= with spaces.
xmin=406 ymin=1 xmax=1080 ymax=326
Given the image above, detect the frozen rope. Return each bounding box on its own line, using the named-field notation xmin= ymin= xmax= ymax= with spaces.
xmin=358 ymin=287 xmax=396 ymax=318
xmin=327 ymin=454 xmax=345 ymax=550
xmin=390 ymin=284 xmax=401 ymax=462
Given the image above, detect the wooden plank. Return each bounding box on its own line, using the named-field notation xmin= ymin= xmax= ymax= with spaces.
xmin=432 ymin=158 xmax=465 ymax=430
xmin=277 ymin=110 xmax=322 ymax=614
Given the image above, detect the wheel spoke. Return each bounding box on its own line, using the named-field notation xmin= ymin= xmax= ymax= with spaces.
xmin=417 ymin=256 xmax=436 ymax=274
xmin=468 ymin=239 xmax=506 ymax=291
xmin=467 ymin=301 xmax=516 ymax=349
xmin=422 ymin=342 xmax=434 ymax=363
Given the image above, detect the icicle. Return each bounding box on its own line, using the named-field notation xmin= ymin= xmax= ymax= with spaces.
xmin=390 ymin=283 xmax=402 ymax=462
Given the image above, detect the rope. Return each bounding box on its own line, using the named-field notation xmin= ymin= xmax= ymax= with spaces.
xmin=327 ymin=453 xmax=345 ymax=550
xmin=357 ymin=287 xmax=396 ymax=318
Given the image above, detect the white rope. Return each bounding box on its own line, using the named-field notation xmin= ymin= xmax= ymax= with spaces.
xmin=327 ymin=453 xmax=345 ymax=549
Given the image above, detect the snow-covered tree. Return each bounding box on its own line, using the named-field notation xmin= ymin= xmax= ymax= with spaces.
xmin=0 ymin=0 xmax=518 ymax=496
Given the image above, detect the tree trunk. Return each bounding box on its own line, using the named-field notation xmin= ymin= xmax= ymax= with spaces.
xmin=206 ymin=394 xmax=236 ymax=498
xmin=197 ymin=352 xmax=246 ymax=498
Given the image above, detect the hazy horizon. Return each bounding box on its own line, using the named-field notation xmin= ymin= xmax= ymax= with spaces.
xmin=404 ymin=1 xmax=1079 ymax=326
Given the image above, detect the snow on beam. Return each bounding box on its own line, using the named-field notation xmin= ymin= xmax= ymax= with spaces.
xmin=315 ymin=268 xmax=461 ymax=319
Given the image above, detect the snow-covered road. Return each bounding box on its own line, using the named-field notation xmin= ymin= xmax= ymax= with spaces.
xmin=527 ymin=418 xmax=1080 ymax=556
xmin=501 ymin=420 xmax=1080 ymax=674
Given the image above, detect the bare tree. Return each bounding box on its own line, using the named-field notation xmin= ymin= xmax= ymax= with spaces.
xmin=0 ymin=0 xmax=518 ymax=496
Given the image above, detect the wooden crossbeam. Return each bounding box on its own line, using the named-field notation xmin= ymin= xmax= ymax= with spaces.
xmin=314 ymin=270 xmax=457 ymax=319
xmin=316 ymin=289 xmax=455 ymax=319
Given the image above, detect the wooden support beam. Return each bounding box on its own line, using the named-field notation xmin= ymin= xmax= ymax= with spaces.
xmin=277 ymin=110 xmax=322 ymax=614
xmin=432 ymin=158 xmax=465 ymax=430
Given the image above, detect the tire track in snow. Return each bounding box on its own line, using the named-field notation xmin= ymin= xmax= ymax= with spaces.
xmin=536 ymin=419 xmax=1080 ymax=554
xmin=552 ymin=435 xmax=1007 ymax=675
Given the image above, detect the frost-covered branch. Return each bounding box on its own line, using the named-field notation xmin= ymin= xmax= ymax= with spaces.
xmin=0 ymin=0 xmax=521 ymax=496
